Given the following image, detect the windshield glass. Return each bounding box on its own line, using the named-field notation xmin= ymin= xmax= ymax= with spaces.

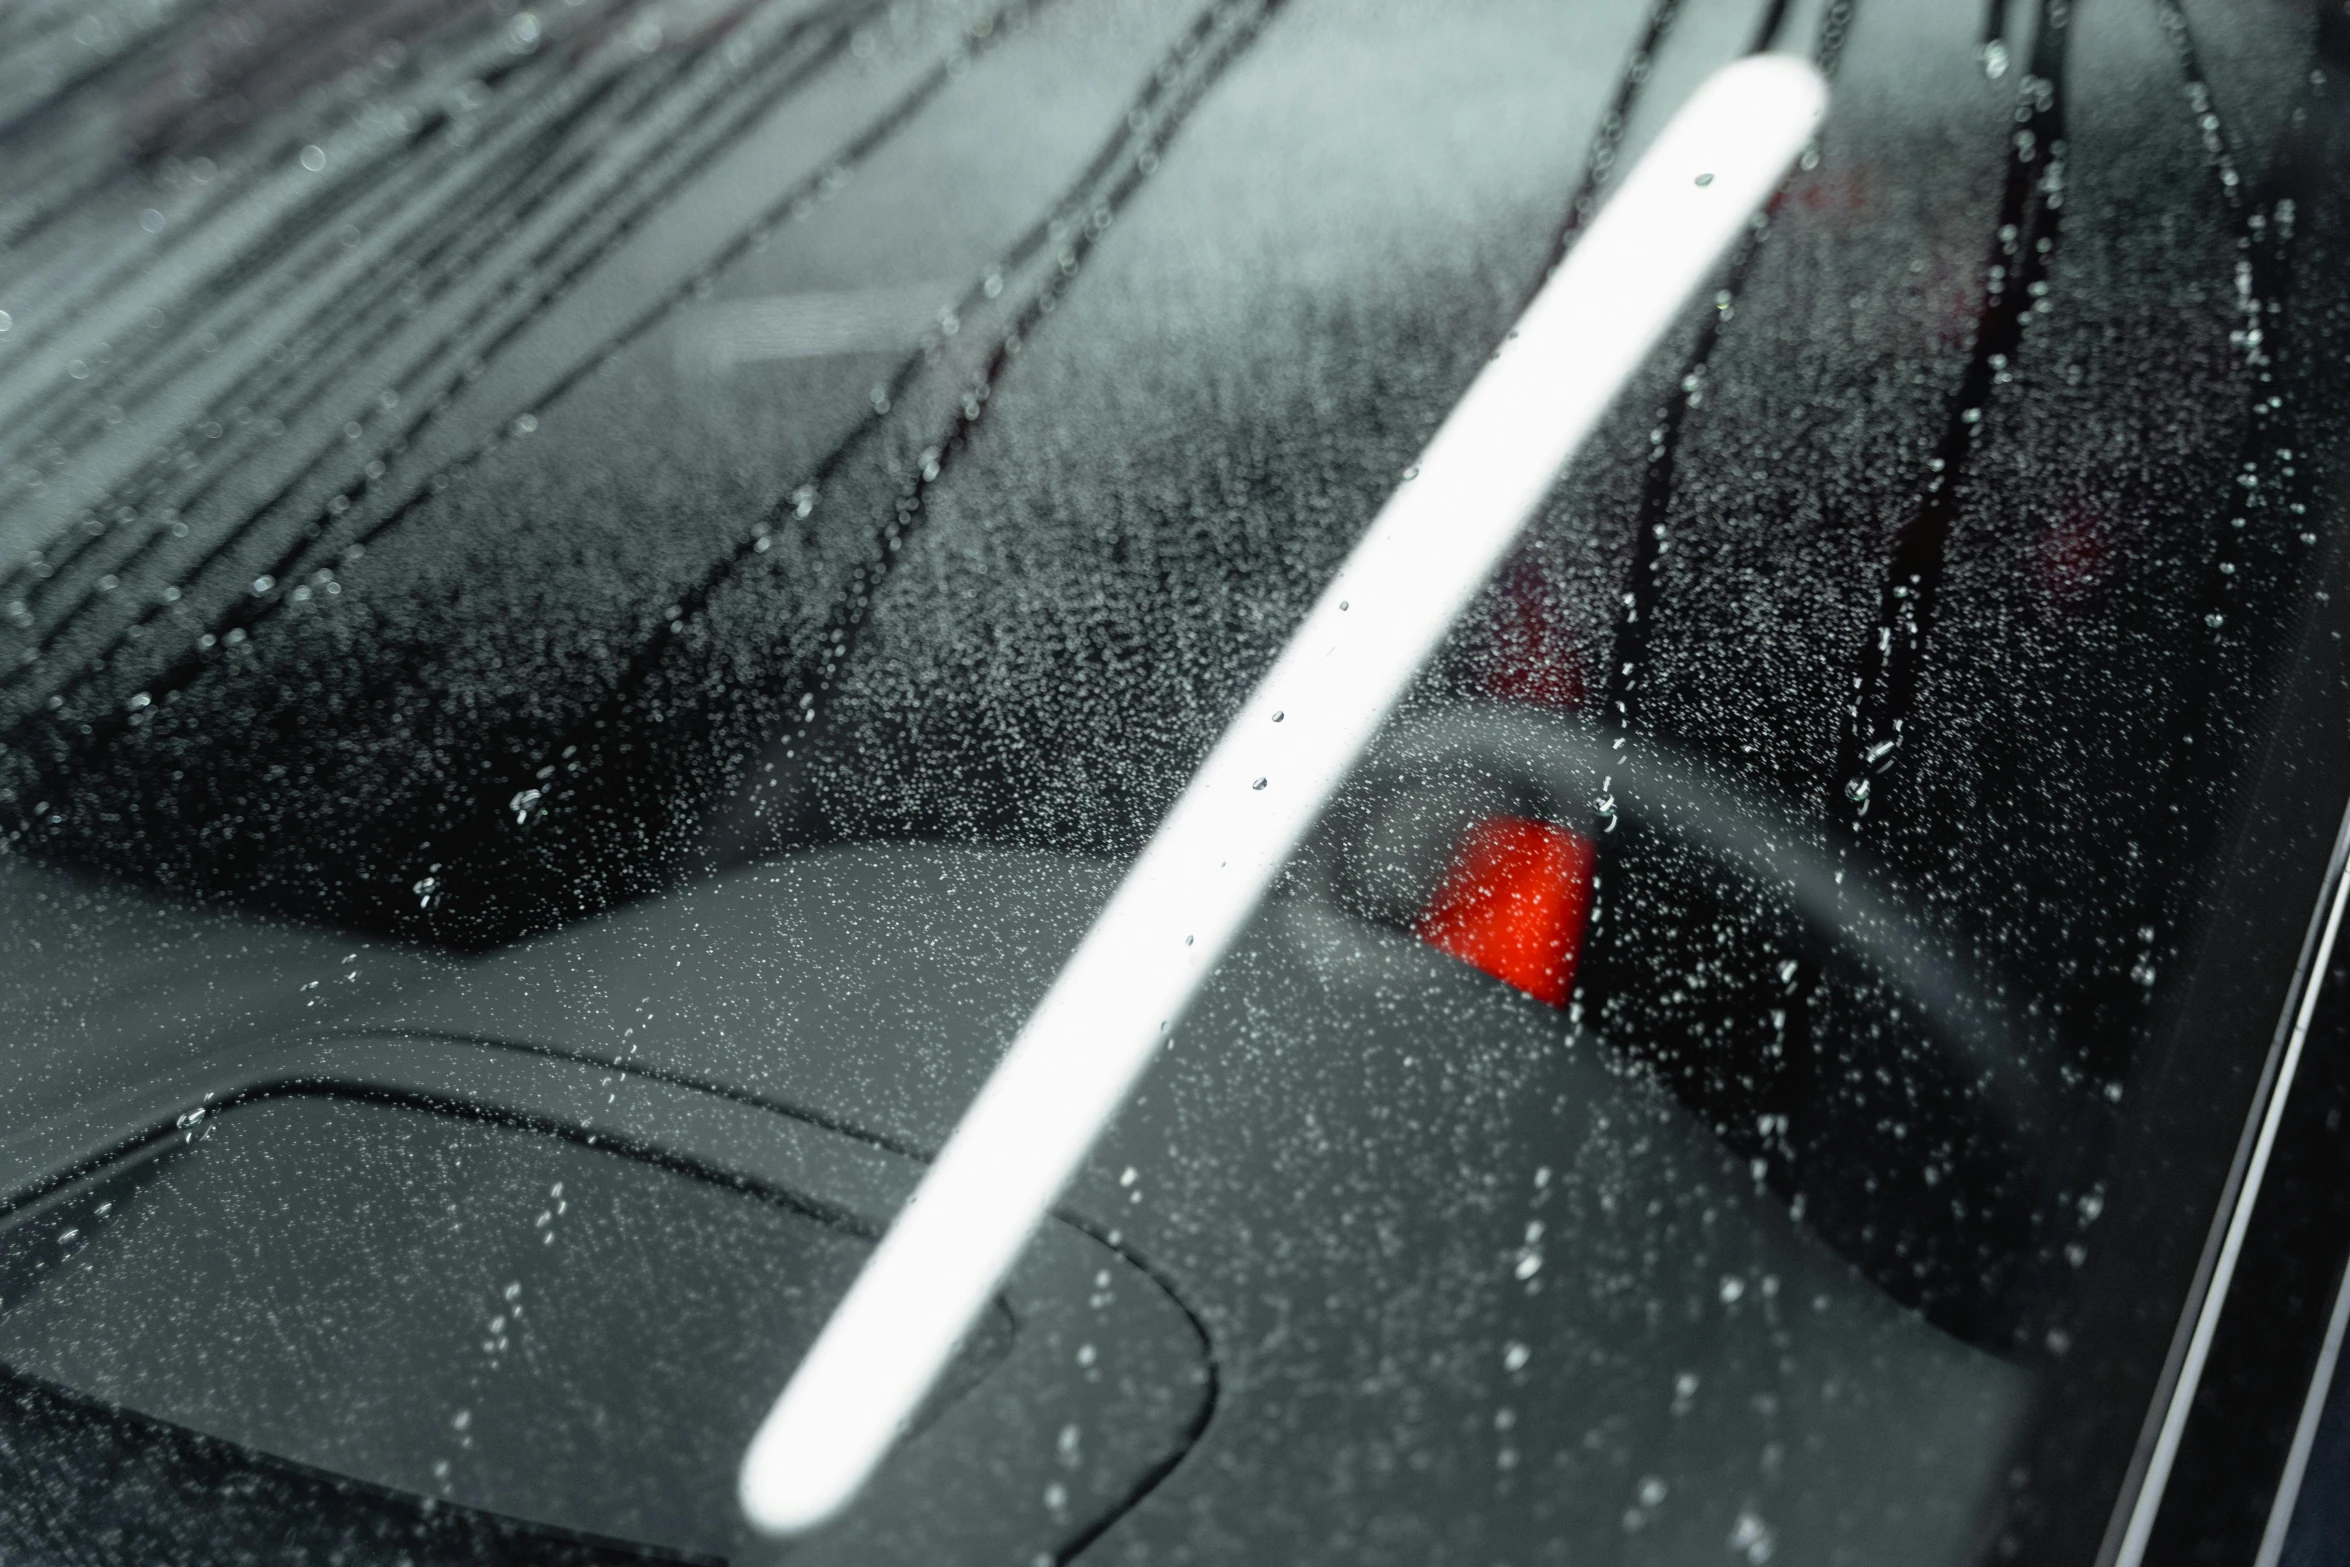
xmin=1 ymin=0 xmax=2345 ymax=1561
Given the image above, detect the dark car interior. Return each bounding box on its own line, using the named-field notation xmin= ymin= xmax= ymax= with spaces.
xmin=2 ymin=0 xmax=2349 ymax=1561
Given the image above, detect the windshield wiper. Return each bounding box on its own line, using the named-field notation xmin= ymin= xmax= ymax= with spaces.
xmin=736 ymin=53 xmax=1829 ymax=1537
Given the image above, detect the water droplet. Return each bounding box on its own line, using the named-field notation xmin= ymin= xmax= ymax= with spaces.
xmin=300 ymin=145 xmax=327 ymax=173
xmin=1728 ymin=1508 xmax=1777 ymax=1564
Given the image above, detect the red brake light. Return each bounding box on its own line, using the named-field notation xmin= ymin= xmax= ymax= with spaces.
xmin=1415 ymin=816 xmax=1597 ymax=1008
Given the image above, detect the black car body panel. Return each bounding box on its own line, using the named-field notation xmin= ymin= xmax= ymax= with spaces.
xmin=3 ymin=0 xmax=2350 ymax=1560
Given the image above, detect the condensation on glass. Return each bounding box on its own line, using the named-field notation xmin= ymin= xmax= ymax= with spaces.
xmin=0 ymin=0 xmax=2343 ymax=1562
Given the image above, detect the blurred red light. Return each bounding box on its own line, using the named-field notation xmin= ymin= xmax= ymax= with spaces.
xmin=1415 ymin=816 xmax=1597 ymax=1008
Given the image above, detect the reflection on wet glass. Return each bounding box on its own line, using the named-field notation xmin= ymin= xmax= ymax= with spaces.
xmin=0 ymin=0 xmax=2344 ymax=1558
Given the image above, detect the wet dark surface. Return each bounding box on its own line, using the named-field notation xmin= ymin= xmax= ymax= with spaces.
xmin=2 ymin=0 xmax=2348 ymax=1559
xmin=0 ymin=1363 xmax=673 ymax=1567
xmin=0 ymin=1095 xmax=892 ymax=1559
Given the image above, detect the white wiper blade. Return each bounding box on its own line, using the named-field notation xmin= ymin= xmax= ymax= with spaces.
xmin=738 ymin=52 xmax=1828 ymax=1537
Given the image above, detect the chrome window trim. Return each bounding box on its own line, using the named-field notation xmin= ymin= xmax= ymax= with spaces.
xmin=2103 ymin=792 xmax=2350 ymax=1567
xmin=2254 ymin=1253 xmax=2350 ymax=1567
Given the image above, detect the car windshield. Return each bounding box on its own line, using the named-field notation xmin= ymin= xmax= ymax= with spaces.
xmin=1 ymin=0 xmax=2346 ymax=1562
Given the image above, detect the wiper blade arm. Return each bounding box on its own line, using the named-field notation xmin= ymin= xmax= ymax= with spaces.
xmin=738 ymin=53 xmax=1829 ymax=1537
